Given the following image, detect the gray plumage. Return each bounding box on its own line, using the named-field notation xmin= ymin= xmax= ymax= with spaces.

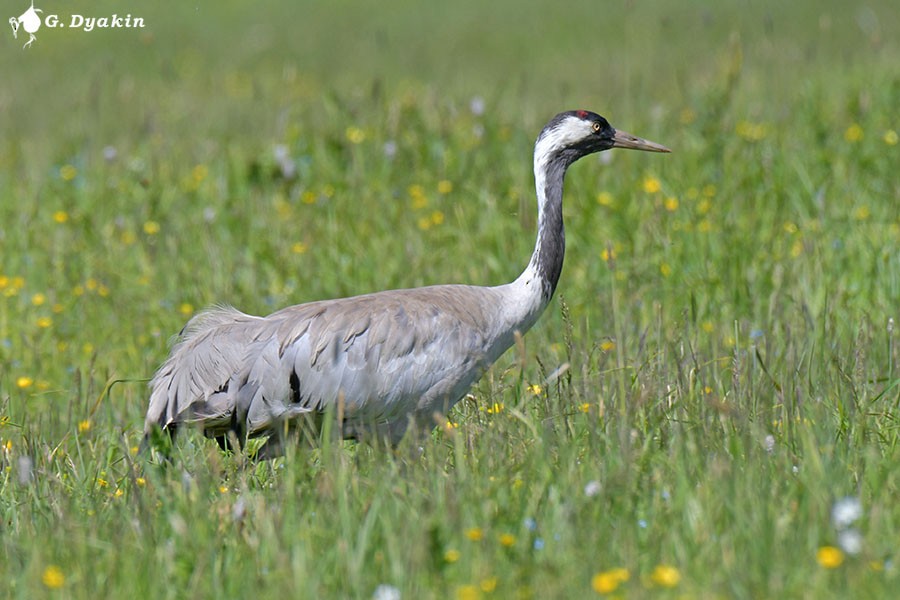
xmin=143 ymin=110 xmax=669 ymax=457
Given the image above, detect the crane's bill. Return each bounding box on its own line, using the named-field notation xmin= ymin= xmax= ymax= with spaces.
xmin=611 ymin=129 xmax=671 ymax=153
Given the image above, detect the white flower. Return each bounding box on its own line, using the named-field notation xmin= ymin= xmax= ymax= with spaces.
xmin=837 ymin=528 xmax=863 ymax=555
xmin=372 ymin=584 xmax=401 ymax=600
xmin=584 ymin=480 xmax=602 ymax=497
xmin=832 ymin=497 xmax=863 ymax=530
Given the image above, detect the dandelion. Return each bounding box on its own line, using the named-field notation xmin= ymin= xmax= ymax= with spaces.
xmin=437 ymin=180 xmax=453 ymax=194
xmin=591 ymin=568 xmax=629 ymax=594
xmin=444 ymin=549 xmax=461 ymax=563
xmin=455 ymin=585 xmax=481 ymax=600
xmin=143 ymin=220 xmax=161 ymax=235
xmin=527 ymin=384 xmax=542 ymax=395
xmin=96 ymin=477 xmax=108 ymax=488
xmin=853 ymin=206 xmax=870 ymax=221
xmin=735 ymin=120 xmax=768 ymax=141
xmin=499 ymin=533 xmax=516 ymax=547
xmin=430 ymin=210 xmax=445 ymax=226
xmin=664 ymin=196 xmax=679 ymax=211
xmin=114 ymin=488 xmax=125 ymax=498
xmin=485 ymin=402 xmax=504 ymax=414
xmin=659 ymin=262 xmax=672 ymax=277
xmin=844 ymin=124 xmax=863 ymax=142
xmin=32 ymin=293 xmax=48 ymax=306
xmin=650 ymin=564 xmax=681 ymax=588
xmin=816 ymin=546 xmax=844 ymax=568
xmin=884 ymin=129 xmax=898 ymax=146
xmin=77 ymin=419 xmax=92 ymax=433
xmin=42 ymin=565 xmax=65 ymax=589
xmin=291 ymin=241 xmax=309 ymax=254
xmin=444 ymin=421 xmax=459 ymax=431
xmin=408 ymin=184 xmax=428 ymax=209
xmin=596 ymin=191 xmax=613 ymax=206
xmin=16 ymin=376 xmax=33 ymax=389
xmin=301 ymin=190 xmax=318 ymax=204
xmin=599 ymin=340 xmax=616 ymax=352
xmin=642 ymin=176 xmax=661 ymax=194
xmin=136 ymin=477 xmax=146 ymax=487
xmin=60 ymin=164 xmax=78 ymax=181
xmin=192 ymin=164 xmax=209 ymax=185
xmin=600 ymin=248 xmax=615 ymax=262
xmin=36 ymin=316 xmax=53 ymax=328
xmin=345 ymin=126 xmax=367 ymax=144
xmin=53 ymin=210 xmax=69 ymax=224
xmin=465 ymin=527 xmax=484 ymax=542
xmin=579 ymin=402 xmax=591 ymax=413
xmin=702 ymin=184 xmax=716 ymax=198
xmin=480 ymin=578 xmax=498 ymax=593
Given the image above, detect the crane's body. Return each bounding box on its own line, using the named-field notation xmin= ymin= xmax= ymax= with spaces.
xmin=144 ymin=110 xmax=669 ymax=457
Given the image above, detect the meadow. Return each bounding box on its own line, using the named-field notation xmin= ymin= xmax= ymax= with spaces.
xmin=1 ymin=0 xmax=899 ymax=597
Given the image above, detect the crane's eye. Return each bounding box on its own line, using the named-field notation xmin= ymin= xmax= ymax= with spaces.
xmin=591 ymin=121 xmax=602 ymax=133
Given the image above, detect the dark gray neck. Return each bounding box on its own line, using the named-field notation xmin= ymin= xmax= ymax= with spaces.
xmin=528 ymin=152 xmax=576 ymax=301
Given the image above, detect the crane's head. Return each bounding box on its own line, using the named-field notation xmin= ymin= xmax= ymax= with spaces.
xmin=536 ymin=110 xmax=670 ymax=168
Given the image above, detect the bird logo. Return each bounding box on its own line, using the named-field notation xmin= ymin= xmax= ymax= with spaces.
xmin=9 ymin=1 xmax=43 ymax=49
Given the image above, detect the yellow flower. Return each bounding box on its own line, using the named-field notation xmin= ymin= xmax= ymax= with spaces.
xmin=455 ymin=585 xmax=481 ymax=600
xmin=437 ymin=180 xmax=453 ymax=194
xmin=114 ymin=488 xmax=124 ymax=498
xmin=853 ymin=206 xmax=870 ymax=221
xmin=486 ymin=402 xmax=504 ymax=414
xmin=42 ymin=565 xmax=65 ymax=589
xmin=408 ymin=184 xmax=428 ymax=209
xmin=179 ymin=303 xmax=194 ymax=316
xmin=96 ymin=477 xmax=108 ymax=488
xmin=3 ymin=439 xmax=12 ymax=452
xmin=884 ymin=129 xmax=898 ymax=145
xmin=679 ymin=107 xmax=696 ymax=125
xmin=735 ymin=120 xmax=768 ymax=141
xmin=600 ymin=248 xmax=615 ymax=262
xmin=345 ymin=126 xmax=366 ymax=144
xmin=31 ymin=293 xmax=46 ymax=306
xmin=579 ymin=402 xmax=591 ymax=413
xmin=701 ymin=184 xmax=716 ymax=198
xmin=591 ymin=568 xmax=629 ymax=594
xmin=78 ymin=419 xmax=92 ymax=433
xmin=136 ymin=477 xmax=146 ymax=487
xmin=465 ymin=527 xmax=484 ymax=542
xmin=16 ymin=376 xmax=33 ymax=389
xmin=659 ymin=262 xmax=672 ymax=278
xmin=143 ymin=220 xmax=161 ymax=235
xmin=444 ymin=421 xmax=459 ymax=430
xmin=596 ymin=191 xmax=613 ymax=206
xmin=59 ymin=164 xmax=78 ymax=181
xmin=650 ymin=564 xmax=681 ymax=588
xmin=664 ymin=196 xmax=679 ymax=211
xmin=53 ymin=210 xmax=69 ymax=224
xmin=844 ymin=124 xmax=863 ymax=143
xmin=816 ymin=546 xmax=844 ymax=569
xmin=301 ymin=190 xmax=317 ymax=204
xmin=480 ymin=577 xmax=497 ymax=593
xmin=192 ymin=164 xmax=209 ymax=184
xmin=36 ymin=317 xmax=53 ymax=328
xmin=444 ymin=549 xmax=461 ymax=563
xmin=430 ymin=210 xmax=445 ymax=226
xmin=291 ymin=241 xmax=308 ymax=254
xmin=527 ymin=384 xmax=542 ymax=395
xmin=600 ymin=340 xmax=616 ymax=352
xmin=498 ymin=533 xmax=516 ymax=547
xmin=642 ymin=176 xmax=661 ymax=194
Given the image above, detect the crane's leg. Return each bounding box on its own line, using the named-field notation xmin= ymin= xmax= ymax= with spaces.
xmin=23 ymin=33 xmax=35 ymax=49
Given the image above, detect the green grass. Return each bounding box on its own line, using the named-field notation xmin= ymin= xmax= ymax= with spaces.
xmin=2 ymin=0 xmax=899 ymax=597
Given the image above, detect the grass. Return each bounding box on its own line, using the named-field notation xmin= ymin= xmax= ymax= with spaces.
xmin=1 ymin=0 xmax=899 ymax=597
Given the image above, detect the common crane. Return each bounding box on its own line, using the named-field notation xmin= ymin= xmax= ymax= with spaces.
xmin=143 ymin=110 xmax=669 ymax=458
